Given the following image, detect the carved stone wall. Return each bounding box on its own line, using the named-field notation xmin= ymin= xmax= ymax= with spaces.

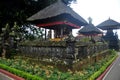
xmin=19 ymin=41 xmax=108 ymax=65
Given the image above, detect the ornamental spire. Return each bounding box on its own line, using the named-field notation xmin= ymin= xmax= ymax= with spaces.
xmin=88 ymin=17 xmax=92 ymax=24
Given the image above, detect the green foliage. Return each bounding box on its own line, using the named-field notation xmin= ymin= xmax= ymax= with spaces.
xmin=0 ymin=50 xmax=117 ymax=80
xmin=109 ymin=49 xmax=117 ymax=55
xmin=0 ymin=0 xmax=76 ymax=30
xmin=0 ymin=0 xmax=76 ymax=52
xmin=20 ymin=40 xmax=66 ymax=46
xmin=80 ymin=37 xmax=90 ymax=42
xmin=0 ymin=63 xmax=43 ymax=80
xmin=88 ymin=50 xmax=118 ymax=80
xmin=22 ymin=25 xmax=45 ymax=41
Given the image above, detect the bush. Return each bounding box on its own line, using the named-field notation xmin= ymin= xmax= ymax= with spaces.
xmin=0 ymin=49 xmax=117 ymax=80
xmin=0 ymin=63 xmax=43 ymax=80
xmin=88 ymin=51 xmax=118 ymax=80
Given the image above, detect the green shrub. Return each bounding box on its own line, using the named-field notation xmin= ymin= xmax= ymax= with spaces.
xmin=0 ymin=49 xmax=117 ymax=80
xmin=0 ymin=63 xmax=43 ymax=80
xmin=88 ymin=52 xmax=117 ymax=80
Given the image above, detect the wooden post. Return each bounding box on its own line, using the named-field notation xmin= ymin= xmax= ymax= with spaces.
xmin=45 ymin=29 xmax=47 ymax=40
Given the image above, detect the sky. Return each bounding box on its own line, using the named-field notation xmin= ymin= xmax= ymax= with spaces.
xmin=70 ymin=0 xmax=120 ymax=39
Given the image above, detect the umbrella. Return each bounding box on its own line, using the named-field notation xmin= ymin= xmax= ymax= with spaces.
xmin=96 ymin=18 xmax=120 ymax=30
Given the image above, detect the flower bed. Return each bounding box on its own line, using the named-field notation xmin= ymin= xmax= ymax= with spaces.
xmin=0 ymin=50 xmax=117 ymax=80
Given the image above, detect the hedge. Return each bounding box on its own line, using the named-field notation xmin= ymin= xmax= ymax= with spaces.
xmin=88 ymin=51 xmax=118 ymax=80
xmin=0 ymin=63 xmax=43 ymax=80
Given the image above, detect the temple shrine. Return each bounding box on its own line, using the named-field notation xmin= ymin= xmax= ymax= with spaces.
xmin=97 ymin=18 xmax=120 ymax=50
xmin=27 ymin=0 xmax=87 ymax=40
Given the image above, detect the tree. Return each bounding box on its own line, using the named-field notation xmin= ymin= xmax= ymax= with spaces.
xmin=0 ymin=0 xmax=76 ymax=39
xmin=0 ymin=0 xmax=76 ymax=58
xmin=0 ymin=0 xmax=76 ymax=30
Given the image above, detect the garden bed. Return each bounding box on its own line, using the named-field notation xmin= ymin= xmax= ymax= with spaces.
xmin=0 ymin=50 xmax=117 ymax=80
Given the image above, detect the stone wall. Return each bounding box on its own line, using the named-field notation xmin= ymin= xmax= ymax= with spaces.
xmin=18 ymin=41 xmax=108 ymax=65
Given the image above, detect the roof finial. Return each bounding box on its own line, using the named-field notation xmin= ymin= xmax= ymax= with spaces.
xmin=109 ymin=17 xmax=111 ymax=20
xmin=58 ymin=0 xmax=63 ymax=3
xmin=88 ymin=17 xmax=92 ymax=24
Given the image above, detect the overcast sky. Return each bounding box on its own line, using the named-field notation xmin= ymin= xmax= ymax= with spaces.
xmin=70 ymin=0 xmax=120 ymax=39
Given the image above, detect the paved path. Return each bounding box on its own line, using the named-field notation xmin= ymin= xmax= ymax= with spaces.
xmin=0 ymin=72 xmax=14 ymax=80
xmin=0 ymin=69 xmax=24 ymax=80
xmin=103 ymin=52 xmax=120 ymax=80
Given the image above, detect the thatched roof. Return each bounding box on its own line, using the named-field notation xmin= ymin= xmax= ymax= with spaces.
xmin=97 ymin=18 xmax=120 ymax=30
xmin=27 ymin=0 xmax=87 ymax=26
xmin=78 ymin=23 xmax=102 ymax=35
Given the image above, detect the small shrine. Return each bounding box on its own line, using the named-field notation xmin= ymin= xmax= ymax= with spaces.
xmin=78 ymin=17 xmax=103 ymax=43
xmin=79 ymin=17 xmax=102 ymax=36
xmin=27 ymin=0 xmax=87 ymax=41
